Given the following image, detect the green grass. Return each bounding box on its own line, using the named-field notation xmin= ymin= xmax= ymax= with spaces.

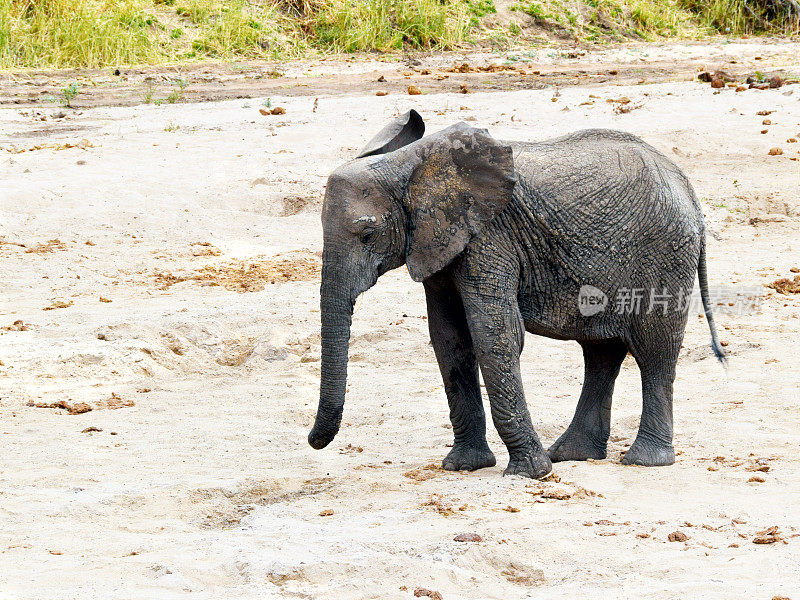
xmin=1 ymin=0 xmax=162 ymax=68
xmin=513 ymin=0 xmax=706 ymax=40
xmin=0 ymin=0 xmax=797 ymax=69
xmin=298 ymin=0 xmax=471 ymax=52
xmin=679 ymin=0 xmax=800 ymax=35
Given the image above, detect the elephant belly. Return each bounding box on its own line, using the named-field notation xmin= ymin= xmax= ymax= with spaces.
xmin=518 ymin=290 xmax=624 ymax=342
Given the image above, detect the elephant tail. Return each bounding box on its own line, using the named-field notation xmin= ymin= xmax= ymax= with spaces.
xmin=698 ymin=236 xmax=727 ymax=367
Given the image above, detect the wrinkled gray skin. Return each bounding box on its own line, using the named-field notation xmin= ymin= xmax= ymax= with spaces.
xmin=308 ymin=110 xmax=725 ymax=479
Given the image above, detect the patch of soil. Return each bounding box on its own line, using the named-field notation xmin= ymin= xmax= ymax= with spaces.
xmin=153 ymin=250 xmax=321 ymax=292
xmin=420 ymin=494 xmax=456 ymax=516
xmin=403 ymin=463 xmax=444 ymax=482
xmin=28 ymin=400 xmax=92 ymax=415
xmin=768 ymin=275 xmax=800 ymax=294
xmin=96 ymin=393 xmax=135 ymax=410
xmin=4 ymin=139 xmax=94 ymax=153
xmin=190 ymin=242 xmax=221 ymax=257
xmin=42 ymin=300 xmax=73 ymax=310
xmin=3 ymin=44 xmax=798 ymax=110
xmin=25 ymin=239 xmax=66 ymax=254
xmin=1 ymin=320 xmax=29 ymax=332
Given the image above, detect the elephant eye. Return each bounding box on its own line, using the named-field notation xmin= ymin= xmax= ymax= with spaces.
xmin=360 ymin=228 xmax=378 ymax=244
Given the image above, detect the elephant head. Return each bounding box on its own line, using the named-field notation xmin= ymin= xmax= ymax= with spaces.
xmin=308 ymin=110 xmax=516 ymax=450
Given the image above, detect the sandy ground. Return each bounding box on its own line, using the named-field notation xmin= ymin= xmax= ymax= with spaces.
xmin=1 ymin=41 xmax=800 ymax=599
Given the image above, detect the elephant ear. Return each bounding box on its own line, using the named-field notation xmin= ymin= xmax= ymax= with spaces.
xmin=404 ymin=122 xmax=516 ymax=282
xmin=356 ymin=109 xmax=425 ymax=158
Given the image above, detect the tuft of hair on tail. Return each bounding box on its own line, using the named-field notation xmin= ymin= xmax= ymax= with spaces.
xmin=697 ymin=236 xmax=727 ymax=369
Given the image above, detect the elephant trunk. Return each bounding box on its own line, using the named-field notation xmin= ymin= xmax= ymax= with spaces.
xmin=308 ymin=264 xmax=354 ymax=450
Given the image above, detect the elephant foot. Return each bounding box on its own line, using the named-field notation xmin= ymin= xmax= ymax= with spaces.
xmin=547 ymin=427 xmax=607 ymax=462
xmin=504 ymin=448 xmax=553 ymax=480
xmin=621 ymin=436 xmax=675 ymax=466
xmin=442 ymin=441 xmax=496 ymax=472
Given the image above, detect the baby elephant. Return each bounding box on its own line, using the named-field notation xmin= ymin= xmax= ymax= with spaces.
xmin=308 ymin=110 xmax=724 ymax=479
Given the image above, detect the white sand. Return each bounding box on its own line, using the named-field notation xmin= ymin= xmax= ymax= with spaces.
xmin=1 ymin=42 xmax=800 ymax=599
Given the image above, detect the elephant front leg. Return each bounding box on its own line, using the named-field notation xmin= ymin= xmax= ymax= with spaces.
xmin=424 ymin=276 xmax=496 ymax=472
xmin=460 ymin=288 xmax=552 ymax=480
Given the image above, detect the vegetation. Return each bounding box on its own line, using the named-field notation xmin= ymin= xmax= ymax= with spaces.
xmin=679 ymin=0 xmax=800 ymax=35
xmin=0 ymin=0 xmax=797 ymax=69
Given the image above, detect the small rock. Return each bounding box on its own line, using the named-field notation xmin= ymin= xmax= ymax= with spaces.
xmin=68 ymin=402 xmax=92 ymax=415
xmin=459 ymin=83 xmax=469 ymax=94
xmin=748 ymin=476 xmax=766 ymax=483
xmin=753 ymin=526 xmax=782 ymax=544
xmin=81 ymin=426 xmax=102 ymax=433
xmin=377 ymin=75 xmax=386 ymax=82
xmin=375 ymin=91 xmax=388 ymax=96
xmin=319 ymin=509 xmax=334 ymax=516
xmin=710 ymin=78 xmax=725 ymax=89
xmin=413 ymin=588 xmax=443 ymax=600
xmin=453 ymin=533 xmax=482 ymax=542
xmin=768 ymin=75 xmax=784 ymax=89
xmin=541 ymin=488 xmax=571 ymax=500
xmin=408 ymin=85 xmax=422 ymax=96
xmin=768 ymin=147 xmax=783 ymax=156
xmin=762 ymin=119 xmax=772 ymax=125
xmin=668 ymin=531 xmax=689 ymax=542
xmin=271 ymin=107 xmax=286 ymax=115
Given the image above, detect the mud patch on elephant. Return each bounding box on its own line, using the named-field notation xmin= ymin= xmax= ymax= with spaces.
xmin=153 ymin=250 xmax=321 ymax=292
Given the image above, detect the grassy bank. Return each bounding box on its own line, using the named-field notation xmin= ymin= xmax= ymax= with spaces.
xmin=0 ymin=0 xmax=798 ymax=69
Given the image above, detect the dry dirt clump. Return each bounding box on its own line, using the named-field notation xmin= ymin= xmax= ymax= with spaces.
xmin=420 ymin=494 xmax=456 ymax=516
xmin=403 ymin=463 xmax=444 ymax=482
xmin=753 ymin=526 xmax=784 ymax=544
xmin=768 ymin=274 xmax=800 ymax=294
xmin=445 ymin=62 xmax=516 ymax=73
xmin=1 ymin=320 xmax=29 ymax=332
xmin=27 ymin=400 xmax=92 ymax=415
xmin=96 ymin=392 xmax=135 ymax=410
xmin=26 ymin=393 xmax=133 ymax=414
xmin=25 ymin=239 xmax=66 ymax=254
xmin=154 ymin=250 xmax=321 ymax=292
xmin=4 ymin=139 xmax=94 ymax=154
xmin=190 ymin=242 xmax=221 ymax=257
xmin=413 ymin=588 xmax=443 ymax=600
xmin=43 ymin=300 xmax=73 ymax=310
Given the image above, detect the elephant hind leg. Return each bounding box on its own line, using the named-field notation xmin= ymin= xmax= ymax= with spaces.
xmin=621 ymin=332 xmax=683 ymax=467
xmin=548 ymin=340 xmax=627 ymax=462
